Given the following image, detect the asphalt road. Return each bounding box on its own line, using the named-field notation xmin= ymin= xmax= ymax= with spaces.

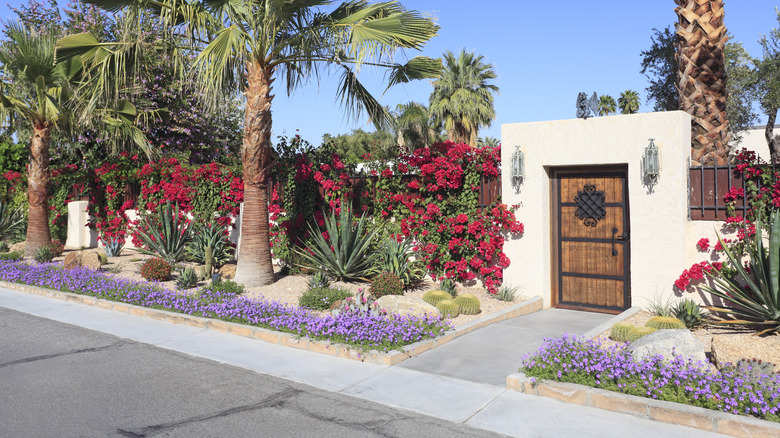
xmin=0 ymin=307 xmax=503 ymax=438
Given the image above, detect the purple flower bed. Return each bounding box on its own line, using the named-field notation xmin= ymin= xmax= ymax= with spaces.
xmin=521 ymin=335 xmax=780 ymax=423
xmin=0 ymin=261 xmax=452 ymax=351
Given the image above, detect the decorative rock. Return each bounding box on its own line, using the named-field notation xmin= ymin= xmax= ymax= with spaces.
xmin=376 ymin=295 xmax=441 ymax=319
xmin=220 ymin=264 xmax=237 ymax=280
xmin=80 ymin=252 xmax=103 ymax=271
xmin=10 ymin=242 xmax=25 ymax=254
xmin=627 ymin=329 xmax=708 ymax=365
xmin=62 ymin=252 xmax=82 ymax=270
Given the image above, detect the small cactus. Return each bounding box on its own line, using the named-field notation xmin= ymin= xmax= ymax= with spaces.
xmin=308 ymin=271 xmax=331 ymax=289
xmin=646 ymin=316 xmax=686 ymax=330
xmin=610 ymin=322 xmax=635 ymax=342
xmin=436 ymin=299 xmax=459 ymax=318
xmin=176 ymin=267 xmax=199 ymax=290
xmin=626 ymin=326 xmax=658 ymax=342
xmin=204 ymin=246 xmax=213 ymax=275
xmin=97 ymin=252 xmax=108 ymax=265
xmin=422 ymin=290 xmax=453 ymax=307
xmin=453 ymin=293 xmax=480 ymax=315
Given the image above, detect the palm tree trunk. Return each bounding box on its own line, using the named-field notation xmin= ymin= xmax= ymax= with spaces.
xmin=25 ymin=122 xmax=52 ymax=255
xmin=234 ymin=61 xmax=276 ymax=287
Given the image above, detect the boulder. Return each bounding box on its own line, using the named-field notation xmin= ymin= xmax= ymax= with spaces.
xmin=62 ymin=252 xmax=82 ymax=270
xmin=10 ymin=242 xmax=25 ymax=254
xmin=376 ymin=295 xmax=441 ymax=319
xmin=220 ymin=263 xmax=237 ymax=280
xmin=81 ymin=252 xmax=103 ymax=271
xmin=627 ymin=329 xmax=708 ymax=365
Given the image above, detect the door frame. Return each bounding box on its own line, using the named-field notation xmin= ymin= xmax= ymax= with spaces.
xmin=549 ymin=165 xmax=631 ymax=314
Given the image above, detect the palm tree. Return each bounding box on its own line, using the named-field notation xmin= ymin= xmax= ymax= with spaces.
xmin=597 ymin=94 xmax=617 ymax=116
xmin=476 ymin=136 xmax=499 ymax=147
xmin=618 ymin=90 xmax=640 ymax=114
xmin=429 ymin=49 xmax=498 ymax=146
xmin=0 ymin=23 xmax=80 ymax=254
xmin=394 ymin=102 xmax=438 ymax=151
xmin=62 ymin=1 xmax=441 ymax=287
xmin=675 ymin=0 xmax=729 ymax=165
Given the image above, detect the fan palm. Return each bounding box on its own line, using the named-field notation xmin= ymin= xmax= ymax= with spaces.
xmin=394 ymin=101 xmax=438 ymax=151
xmin=429 ymin=49 xmax=498 ymax=146
xmin=597 ymin=94 xmax=617 ymax=116
xmin=618 ymin=90 xmax=640 ymax=114
xmin=60 ymin=0 xmax=441 ymax=287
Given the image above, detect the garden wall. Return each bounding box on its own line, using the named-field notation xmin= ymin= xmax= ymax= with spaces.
xmin=501 ymin=111 xmax=703 ymax=310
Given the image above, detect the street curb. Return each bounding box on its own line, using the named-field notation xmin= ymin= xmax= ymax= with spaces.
xmin=0 ymin=280 xmax=542 ymax=365
xmin=506 ymin=372 xmax=780 ymax=438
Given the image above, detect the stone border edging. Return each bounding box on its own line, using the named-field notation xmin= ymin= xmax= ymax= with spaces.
xmin=0 ymin=280 xmax=542 ymax=365
xmin=507 ymin=372 xmax=780 ymax=438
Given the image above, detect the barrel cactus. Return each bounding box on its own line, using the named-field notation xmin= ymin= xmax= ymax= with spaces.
xmin=626 ymin=326 xmax=657 ymax=342
xmin=436 ymin=299 xmax=460 ymax=318
xmin=646 ymin=316 xmax=686 ymax=330
xmin=423 ymin=290 xmax=453 ymax=307
xmin=609 ymin=322 xmax=635 ymax=342
xmin=453 ymin=293 xmax=480 ymax=315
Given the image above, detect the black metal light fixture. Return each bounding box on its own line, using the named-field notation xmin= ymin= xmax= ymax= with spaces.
xmin=642 ymin=139 xmax=660 ymax=186
xmin=511 ymin=146 xmax=525 ymax=183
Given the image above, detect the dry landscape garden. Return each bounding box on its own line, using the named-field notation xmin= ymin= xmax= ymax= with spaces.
xmin=0 ymin=0 xmax=779 ymax=430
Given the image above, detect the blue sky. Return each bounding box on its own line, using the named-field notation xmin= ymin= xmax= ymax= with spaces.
xmin=1 ymin=0 xmax=778 ymax=145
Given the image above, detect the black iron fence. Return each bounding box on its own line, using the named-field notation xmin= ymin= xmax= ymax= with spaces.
xmin=688 ymin=164 xmax=750 ymax=221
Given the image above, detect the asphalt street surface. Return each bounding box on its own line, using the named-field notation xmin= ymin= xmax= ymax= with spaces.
xmin=0 ymin=307 xmax=503 ymax=438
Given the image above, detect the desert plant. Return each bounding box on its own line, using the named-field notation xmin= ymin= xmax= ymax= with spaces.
xmin=294 ymin=205 xmax=380 ymax=281
xmin=626 ymin=326 xmax=658 ymax=342
xmin=332 ymin=289 xmax=382 ymax=317
xmin=370 ymin=271 xmax=404 ymax=298
xmin=97 ymin=252 xmax=108 ymax=265
xmin=610 ymin=322 xmax=635 ymax=342
xmin=34 ymin=244 xmax=57 ymax=263
xmin=104 ymin=237 xmax=123 ymax=257
xmin=139 ymin=257 xmax=172 ymax=281
xmin=187 ymin=220 xmax=233 ymax=267
xmin=644 ymin=292 xmax=674 ymax=317
xmin=422 ymin=290 xmax=453 ymax=307
xmin=0 ymin=241 xmax=9 ymax=253
xmin=135 ymin=202 xmax=194 ymax=262
xmin=439 ymin=278 xmax=458 ymax=297
xmin=375 ymin=238 xmax=424 ymax=287
xmin=0 ymin=251 xmax=23 ymax=261
xmin=436 ymin=299 xmax=459 ymax=318
xmin=0 ymin=199 xmax=25 ymax=241
xmin=176 ymin=267 xmax=199 ymax=290
xmin=495 ymin=284 xmax=520 ymax=302
xmin=307 ymin=271 xmax=331 ymax=290
xmin=671 ymin=299 xmax=708 ymax=329
xmin=299 ymin=286 xmax=351 ymax=311
xmin=645 ymin=316 xmax=687 ymax=330
xmin=701 ymin=213 xmax=780 ymax=334
xmin=453 ymin=293 xmax=480 ymax=315
xmin=203 ymin=279 xmax=244 ymax=296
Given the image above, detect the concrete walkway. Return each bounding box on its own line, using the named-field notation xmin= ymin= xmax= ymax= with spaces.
xmin=0 ymin=287 xmax=723 ymax=437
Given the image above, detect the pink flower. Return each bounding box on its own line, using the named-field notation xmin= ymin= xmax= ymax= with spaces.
xmin=696 ymin=238 xmax=710 ymax=252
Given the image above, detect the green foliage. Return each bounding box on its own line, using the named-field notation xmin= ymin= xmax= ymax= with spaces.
xmin=139 ymin=257 xmax=172 ymax=282
xmin=597 ymin=95 xmax=617 ymax=116
xmin=701 ymin=213 xmax=780 ymax=335
xmin=307 ymin=271 xmax=331 ymax=290
xmin=34 ymin=244 xmax=57 ymax=263
xmin=135 ymin=202 xmax=194 ymax=262
xmin=320 ymin=129 xmax=396 ymax=166
xmin=0 ymin=140 xmax=26 ymax=175
xmin=724 ymin=38 xmax=760 ymax=144
xmin=436 ymin=299 xmax=459 ymax=318
xmin=186 ymin=220 xmax=233 ymax=267
xmin=671 ymin=299 xmax=708 ymax=329
xmin=294 ymin=205 xmax=380 ymax=281
xmin=439 ymin=278 xmax=458 ymax=297
xmin=626 ymin=326 xmax=658 ymax=342
xmin=453 ymin=293 xmax=480 ymax=315
xmin=422 ymin=289 xmax=453 ymax=307
xmin=370 ymin=272 xmax=404 ymax=298
xmin=204 ymin=279 xmax=244 ymax=296
xmin=375 ymin=238 xmax=424 ymax=288
xmin=0 ymin=250 xmax=23 ymax=261
xmin=610 ymin=322 xmax=635 ymax=342
xmin=175 ymin=267 xmax=199 ymax=290
xmin=617 ymin=90 xmax=640 ymax=114
xmin=640 ymin=27 xmax=679 ymax=112
xmin=494 ymin=284 xmax=519 ymax=302
xmin=299 ymin=287 xmax=351 ymax=311
xmin=644 ymin=293 xmax=674 ymax=317
xmin=104 ymin=237 xmax=123 ymax=257
xmin=0 ymin=200 xmax=25 ymax=241
xmin=0 ymin=241 xmax=8 ymax=252
xmin=645 ymin=316 xmax=687 ymax=330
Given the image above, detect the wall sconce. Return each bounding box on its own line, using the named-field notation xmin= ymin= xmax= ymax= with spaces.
xmin=511 ymin=146 xmax=525 ymax=183
xmin=642 ymin=138 xmax=660 ymax=186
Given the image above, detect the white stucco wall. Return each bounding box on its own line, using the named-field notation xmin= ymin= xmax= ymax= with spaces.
xmin=501 ymin=111 xmax=692 ymax=310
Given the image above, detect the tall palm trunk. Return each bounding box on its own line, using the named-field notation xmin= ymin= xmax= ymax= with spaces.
xmin=26 ymin=121 xmax=52 ymax=255
xmin=234 ymin=61 xmax=276 ymax=287
xmin=675 ymin=0 xmax=730 ymax=165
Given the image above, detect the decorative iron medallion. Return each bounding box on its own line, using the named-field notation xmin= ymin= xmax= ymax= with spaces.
xmin=574 ymin=184 xmax=606 ymax=227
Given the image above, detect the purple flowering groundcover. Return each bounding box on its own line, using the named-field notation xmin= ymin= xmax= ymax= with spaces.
xmin=522 ymin=335 xmax=780 ymax=423
xmin=0 ymin=260 xmax=452 ymax=351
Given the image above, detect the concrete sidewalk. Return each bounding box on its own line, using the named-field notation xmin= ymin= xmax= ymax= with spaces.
xmin=0 ymin=287 xmax=722 ymax=437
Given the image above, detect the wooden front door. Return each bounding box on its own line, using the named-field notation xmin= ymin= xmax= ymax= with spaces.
xmin=551 ymin=167 xmax=630 ymax=314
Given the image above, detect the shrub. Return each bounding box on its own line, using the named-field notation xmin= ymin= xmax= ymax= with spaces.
xmin=34 ymin=245 xmax=57 ymax=263
xmin=0 ymin=251 xmax=23 ymax=261
xmin=0 ymin=241 xmax=8 ymax=253
xmin=139 ymin=257 xmax=172 ymax=281
xmin=422 ymin=289 xmax=453 ymax=307
xmin=0 ymin=199 xmax=25 ymax=241
xmin=453 ymin=293 xmax=480 ymax=315
xmin=134 ymin=202 xmax=193 ymax=262
xmin=299 ymin=287 xmax=351 ymax=311
xmin=307 ymin=271 xmax=331 ymax=290
xmin=186 ymin=220 xmax=234 ymax=267
xmin=370 ymin=271 xmax=404 ymax=298
xmin=671 ymin=299 xmax=708 ymax=329
xmin=204 ymin=279 xmax=244 ymax=295
xmin=176 ymin=267 xmax=199 ymax=290
xmin=375 ymin=238 xmax=425 ymax=287
xmin=494 ymin=283 xmax=519 ymax=302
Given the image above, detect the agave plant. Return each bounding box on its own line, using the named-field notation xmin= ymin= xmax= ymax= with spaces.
xmin=134 ymin=202 xmax=193 ymax=262
xmin=701 ymin=212 xmax=780 ymax=335
xmin=375 ymin=238 xmax=425 ymax=287
xmin=0 ymin=200 xmax=25 ymax=241
xmin=294 ymin=205 xmax=379 ymax=282
xmin=186 ymin=219 xmax=234 ymax=267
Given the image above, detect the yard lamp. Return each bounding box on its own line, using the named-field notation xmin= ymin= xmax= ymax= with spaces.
xmin=511 ymin=146 xmax=525 ymax=183
xmin=642 ymin=139 xmax=660 ymax=186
